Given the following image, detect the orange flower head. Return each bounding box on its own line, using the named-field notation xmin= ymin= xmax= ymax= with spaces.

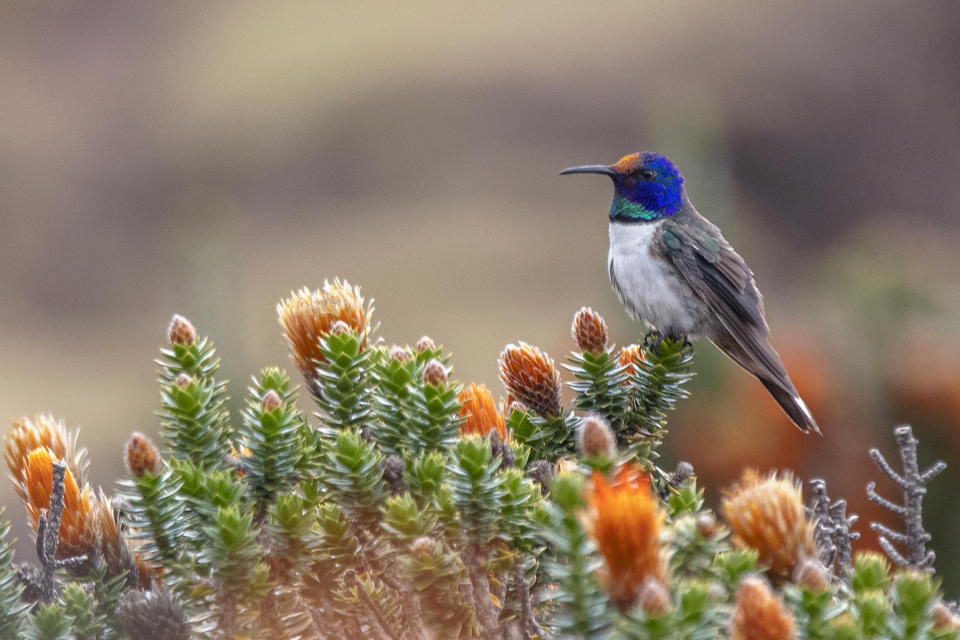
xmin=586 ymin=464 xmax=667 ymax=605
xmin=731 ymin=576 xmax=797 ymax=640
xmin=498 ymin=342 xmax=562 ymax=417
xmin=5 ymin=415 xmax=88 ymax=502
xmin=618 ymin=344 xmax=646 ymax=382
xmin=22 ymin=448 xmax=97 ymax=558
xmin=277 ymin=279 xmax=374 ymax=378
xmin=459 ymin=383 xmax=507 ymax=439
xmin=721 ymin=470 xmax=815 ymax=578
xmin=125 ymin=432 xmax=162 ymax=478
xmin=572 ymin=307 xmax=608 ymax=354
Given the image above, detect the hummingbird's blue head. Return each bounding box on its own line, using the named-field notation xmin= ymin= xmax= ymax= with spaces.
xmin=560 ymin=151 xmax=686 ymax=221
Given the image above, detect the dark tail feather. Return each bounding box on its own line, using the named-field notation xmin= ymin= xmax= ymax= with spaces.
xmin=759 ymin=378 xmax=821 ymax=435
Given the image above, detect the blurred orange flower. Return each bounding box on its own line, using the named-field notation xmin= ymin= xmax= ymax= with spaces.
xmin=459 ymin=383 xmax=507 ymax=439
xmin=731 ymin=576 xmax=797 ymax=640
xmin=5 ymin=414 xmax=88 ymax=501
xmin=277 ymin=279 xmax=374 ymax=378
xmin=22 ymin=447 xmax=97 ymax=558
xmin=586 ymin=464 xmax=666 ymax=606
xmin=721 ymin=470 xmax=815 ymax=578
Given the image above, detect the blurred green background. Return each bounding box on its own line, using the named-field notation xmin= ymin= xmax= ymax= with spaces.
xmin=3 ymin=2 xmax=960 ymax=591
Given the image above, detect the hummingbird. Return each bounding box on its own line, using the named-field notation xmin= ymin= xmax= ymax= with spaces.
xmin=560 ymin=151 xmax=820 ymax=434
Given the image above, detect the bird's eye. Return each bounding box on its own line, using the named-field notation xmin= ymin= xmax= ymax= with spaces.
xmin=640 ymin=169 xmax=655 ymax=179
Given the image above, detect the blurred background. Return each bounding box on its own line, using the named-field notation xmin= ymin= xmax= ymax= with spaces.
xmin=2 ymin=1 xmax=960 ymax=591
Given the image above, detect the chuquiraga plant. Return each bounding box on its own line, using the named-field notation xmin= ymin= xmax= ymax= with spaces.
xmin=0 ymin=279 xmax=958 ymax=639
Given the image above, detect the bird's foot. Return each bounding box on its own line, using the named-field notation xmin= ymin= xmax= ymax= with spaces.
xmin=642 ymin=331 xmax=663 ymax=351
xmin=643 ymin=331 xmax=692 ymax=352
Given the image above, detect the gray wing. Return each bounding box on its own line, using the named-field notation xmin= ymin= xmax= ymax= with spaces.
xmin=658 ymin=219 xmax=820 ymax=433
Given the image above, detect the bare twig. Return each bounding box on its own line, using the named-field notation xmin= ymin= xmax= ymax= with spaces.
xmin=866 ymin=424 xmax=945 ymax=570
xmin=806 ymin=479 xmax=859 ymax=578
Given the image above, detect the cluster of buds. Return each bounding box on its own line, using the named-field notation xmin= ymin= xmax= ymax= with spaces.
xmin=277 ymin=279 xmax=374 ymax=379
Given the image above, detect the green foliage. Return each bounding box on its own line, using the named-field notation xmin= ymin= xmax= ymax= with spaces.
xmin=157 ymin=333 xmax=233 ymax=471
xmin=24 ymin=604 xmax=72 ymax=640
xmin=507 ymin=409 xmax=577 ymax=462
xmin=625 ymin=336 xmax=695 ymax=467
xmin=319 ymin=428 xmax=387 ymax=529
xmin=542 ymin=472 xmax=614 ymax=639
xmin=239 ymin=368 xmax=305 ymax=505
xmin=565 ymin=345 xmax=631 ymax=429
xmin=0 ymin=512 xmax=28 ymax=637
xmin=312 ymin=329 xmax=373 ymax=433
xmin=59 ymin=582 xmax=107 ymax=640
xmin=448 ymin=436 xmax=506 ymax=545
xmin=4 ymin=297 xmax=958 ymax=639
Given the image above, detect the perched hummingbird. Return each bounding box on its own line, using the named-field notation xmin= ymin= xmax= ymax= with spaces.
xmin=560 ymin=152 xmax=820 ymax=434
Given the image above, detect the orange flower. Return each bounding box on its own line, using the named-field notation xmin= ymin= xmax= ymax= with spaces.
xmin=618 ymin=344 xmax=645 ymax=382
xmin=5 ymin=415 xmax=88 ymax=502
xmin=721 ymin=470 xmax=815 ymax=578
xmin=277 ymin=279 xmax=374 ymax=378
xmin=497 ymin=342 xmax=562 ymax=417
xmin=586 ymin=464 xmax=667 ymax=605
xmin=572 ymin=307 xmax=608 ymax=354
xmin=459 ymin=383 xmax=507 ymax=439
xmin=22 ymin=448 xmax=97 ymax=558
xmin=731 ymin=576 xmax=797 ymax=640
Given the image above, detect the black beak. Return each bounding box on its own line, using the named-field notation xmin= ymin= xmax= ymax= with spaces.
xmin=558 ymin=164 xmax=617 ymax=177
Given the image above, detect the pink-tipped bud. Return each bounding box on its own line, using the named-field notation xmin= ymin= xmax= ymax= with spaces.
xmin=793 ymin=556 xmax=830 ymax=591
xmin=330 ymin=320 xmax=351 ymax=335
xmin=932 ymin=601 xmax=960 ymax=631
xmin=174 ymin=373 xmax=192 ymax=390
xmin=696 ymin=513 xmax=720 ymax=539
xmin=572 ymin=307 xmax=608 ymax=354
xmin=168 ymin=315 xmax=197 ymax=346
xmin=260 ymin=389 xmax=282 ymax=412
xmin=410 ymin=536 xmax=437 ymax=556
xmin=636 ymin=576 xmax=671 ymax=616
xmin=389 ymin=345 xmax=411 ymax=362
xmin=415 ymin=335 xmax=437 ymax=352
xmin=576 ymin=414 xmax=616 ymax=458
xmin=126 ymin=432 xmax=162 ymax=478
xmin=423 ymin=359 xmax=447 ymax=386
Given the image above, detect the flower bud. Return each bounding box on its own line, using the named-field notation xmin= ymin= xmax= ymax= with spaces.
xmin=415 ymin=335 xmax=437 ymax=352
xmin=167 ymin=314 xmax=197 ymax=346
xmin=497 ymin=342 xmax=562 ymax=417
xmin=260 ymin=389 xmax=282 ymax=411
xmin=572 ymin=307 xmax=608 ymax=354
xmin=389 ymin=345 xmax=411 ymax=362
xmin=125 ymin=432 xmax=162 ymax=478
xmin=636 ymin=576 xmax=671 ymax=616
xmin=423 ymin=359 xmax=447 ymax=386
xmin=175 ymin=373 xmax=192 ymax=390
xmin=576 ymin=414 xmax=616 ymax=459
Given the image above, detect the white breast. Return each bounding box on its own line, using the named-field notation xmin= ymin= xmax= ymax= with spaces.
xmin=608 ymin=221 xmax=700 ymax=335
